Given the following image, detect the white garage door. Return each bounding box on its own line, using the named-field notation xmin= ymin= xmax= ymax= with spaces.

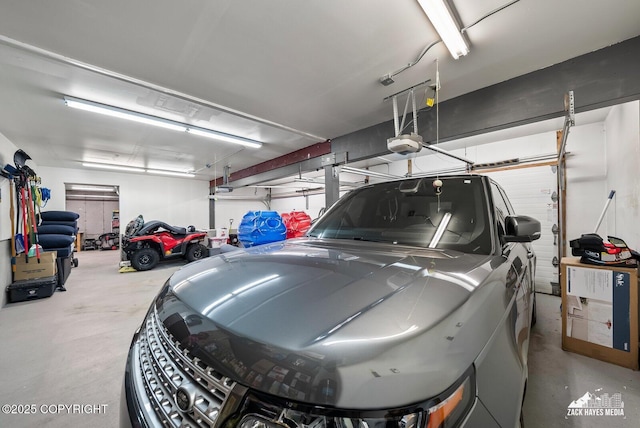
xmin=486 ymin=166 xmax=558 ymax=294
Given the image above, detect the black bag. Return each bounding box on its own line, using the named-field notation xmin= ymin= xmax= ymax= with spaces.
xmin=6 ymin=276 xmax=58 ymax=303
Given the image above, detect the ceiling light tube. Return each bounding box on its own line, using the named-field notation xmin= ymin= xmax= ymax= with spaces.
xmin=187 ymin=127 xmax=262 ymax=149
xmin=82 ymin=162 xmax=146 ymax=173
xmin=67 ymin=194 xmax=120 ymax=200
xmin=417 ymin=0 xmax=469 ymax=59
xmin=64 ymin=96 xmax=187 ymax=132
xmin=69 ymin=185 xmax=116 ymax=192
xmin=147 ymin=170 xmax=196 ymax=178
xmin=65 ymin=95 xmax=263 ymax=149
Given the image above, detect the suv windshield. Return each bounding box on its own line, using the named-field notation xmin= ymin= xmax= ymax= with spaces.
xmin=308 ymin=175 xmax=493 ymax=254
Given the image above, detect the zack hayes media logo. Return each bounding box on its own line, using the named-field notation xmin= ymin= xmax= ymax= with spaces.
xmin=566 ymin=388 xmax=625 ymax=417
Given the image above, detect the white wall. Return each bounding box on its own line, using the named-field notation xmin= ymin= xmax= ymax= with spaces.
xmin=212 ymin=187 xmax=271 ymax=231
xmin=564 ymin=122 xmax=608 ymax=251
xmin=38 ymin=166 xmax=210 ymax=232
xmin=604 ymin=101 xmax=640 ymax=249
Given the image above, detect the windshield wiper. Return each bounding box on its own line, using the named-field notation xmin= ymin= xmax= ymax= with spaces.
xmin=352 ymin=236 xmax=390 ymax=243
xmin=352 ymin=236 xmax=373 ymax=241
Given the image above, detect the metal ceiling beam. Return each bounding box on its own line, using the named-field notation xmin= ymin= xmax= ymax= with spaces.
xmin=224 ymin=156 xmax=329 ymax=188
xmin=333 ymin=35 xmax=640 ymax=163
xmin=215 ymin=141 xmax=331 ymax=187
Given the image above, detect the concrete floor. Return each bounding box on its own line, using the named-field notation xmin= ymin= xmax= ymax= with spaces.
xmin=0 ymin=250 xmax=638 ymax=427
xmin=523 ymin=293 xmax=639 ymax=427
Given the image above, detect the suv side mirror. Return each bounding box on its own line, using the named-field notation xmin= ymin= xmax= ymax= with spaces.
xmin=504 ymin=215 xmax=541 ymax=242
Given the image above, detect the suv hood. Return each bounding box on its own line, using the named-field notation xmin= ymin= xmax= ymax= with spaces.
xmin=154 ymin=239 xmax=496 ymax=408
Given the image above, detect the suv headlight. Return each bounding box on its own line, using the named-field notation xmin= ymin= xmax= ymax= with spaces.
xmin=425 ymin=374 xmax=472 ymax=428
xmin=231 ymin=368 xmax=475 ymax=428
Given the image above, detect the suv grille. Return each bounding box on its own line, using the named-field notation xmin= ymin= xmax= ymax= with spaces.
xmin=136 ymin=308 xmax=236 ymax=427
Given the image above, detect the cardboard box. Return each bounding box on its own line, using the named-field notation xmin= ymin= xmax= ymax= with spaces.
xmin=561 ymin=257 xmax=639 ymax=370
xmin=14 ymin=252 xmax=57 ymax=281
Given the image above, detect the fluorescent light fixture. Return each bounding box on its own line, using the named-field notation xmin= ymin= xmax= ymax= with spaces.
xmin=82 ymin=162 xmax=146 ymax=173
xmin=417 ymin=0 xmax=469 ymax=59
xmin=147 ymin=170 xmax=196 ymax=178
xmin=82 ymin=162 xmax=196 ymax=177
xmin=67 ymin=194 xmax=120 ymax=200
xmin=70 ymin=185 xmax=116 ymax=192
xmin=64 ymin=95 xmax=263 ymax=148
xmin=187 ymin=127 xmax=262 ymax=149
xmin=64 ymin=96 xmax=187 ymax=132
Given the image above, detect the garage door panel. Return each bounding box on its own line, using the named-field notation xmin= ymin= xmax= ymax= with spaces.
xmin=487 ymin=166 xmax=558 ymax=294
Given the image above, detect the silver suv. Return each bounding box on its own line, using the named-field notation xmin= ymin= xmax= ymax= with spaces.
xmin=120 ymin=174 xmax=540 ymax=428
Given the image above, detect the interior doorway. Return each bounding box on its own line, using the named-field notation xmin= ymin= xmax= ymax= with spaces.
xmin=65 ymin=183 xmax=120 ymax=251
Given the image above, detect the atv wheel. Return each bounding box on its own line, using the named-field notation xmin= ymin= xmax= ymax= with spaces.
xmin=186 ymin=244 xmax=208 ymax=262
xmin=131 ymin=248 xmax=160 ymax=271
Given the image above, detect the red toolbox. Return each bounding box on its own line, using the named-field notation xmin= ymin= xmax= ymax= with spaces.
xmin=6 ymin=275 xmax=58 ymax=303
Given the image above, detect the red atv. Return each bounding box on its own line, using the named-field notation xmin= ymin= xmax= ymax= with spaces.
xmin=121 ymin=216 xmax=209 ymax=271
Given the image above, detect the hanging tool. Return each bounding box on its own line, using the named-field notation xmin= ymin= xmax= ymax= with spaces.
xmin=14 ymin=178 xmax=24 ymax=255
xmin=20 ymin=181 xmax=30 ymax=261
xmin=13 ymin=149 xmax=31 ymax=169
xmin=27 ymin=178 xmax=41 ymax=262
xmin=594 ymin=190 xmax=616 ymax=234
xmin=26 ymin=183 xmax=35 ymax=247
xmin=32 ymin=180 xmax=45 ymax=218
xmin=9 ymin=174 xmax=17 ymax=277
xmin=12 ymin=149 xmax=34 ymax=260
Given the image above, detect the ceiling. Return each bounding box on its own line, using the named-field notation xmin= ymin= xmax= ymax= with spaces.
xmin=0 ymin=0 xmax=638 ymax=183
